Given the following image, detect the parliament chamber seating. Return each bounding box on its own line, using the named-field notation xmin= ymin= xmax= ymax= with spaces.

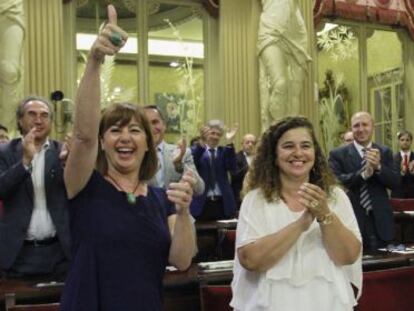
xmin=217 ymin=229 xmax=236 ymax=260
xmin=390 ymin=198 xmax=414 ymax=212
xmin=356 ymin=265 xmax=414 ymax=311
xmin=391 ymin=199 xmax=414 ymax=243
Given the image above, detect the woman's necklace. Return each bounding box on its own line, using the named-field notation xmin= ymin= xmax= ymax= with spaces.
xmin=106 ymin=174 xmax=140 ymax=205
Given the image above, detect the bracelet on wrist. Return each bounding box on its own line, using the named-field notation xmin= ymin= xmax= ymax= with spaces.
xmin=317 ymin=211 xmax=334 ymax=225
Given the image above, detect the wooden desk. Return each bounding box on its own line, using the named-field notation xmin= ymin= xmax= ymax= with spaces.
xmin=2 ymin=251 xmax=414 ymax=311
xmin=0 ymin=266 xmax=202 ymax=311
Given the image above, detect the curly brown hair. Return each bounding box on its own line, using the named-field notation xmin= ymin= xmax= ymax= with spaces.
xmin=244 ymin=116 xmax=336 ymax=202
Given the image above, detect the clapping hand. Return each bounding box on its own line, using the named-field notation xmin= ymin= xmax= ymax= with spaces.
xmin=90 ymin=5 xmax=128 ymax=62
xmin=409 ymin=160 xmax=414 ymax=175
xmin=172 ymin=138 xmax=187 ymax=167
xmin=22 ymin=127 xmax=37 ymax=166
xmin=297 ymin=183 xmax=330 ymax=221
xmin=365 ymin=148 xmax=381 ymax=171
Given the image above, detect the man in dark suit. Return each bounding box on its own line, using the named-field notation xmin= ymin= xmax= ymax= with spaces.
xmin=191 ymin=120 xmax=238 ymax=221
xmin=391 ymin=130 xmax=414 ymax=198
xmin=329 ymin=111 xmax=399 ymax=252
xmin=231 ymin=133 xmax=257 ymax=208
xmin=0 ymin=96 xmax=70 ymax=278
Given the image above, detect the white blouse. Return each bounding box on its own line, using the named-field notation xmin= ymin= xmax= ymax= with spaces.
xmin=230 ymin=186 xmax=362 ymax=311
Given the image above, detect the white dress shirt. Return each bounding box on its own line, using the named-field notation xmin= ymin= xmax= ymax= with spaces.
xmin=155 ymin=142 xmax=165 ymax=188
xmin=206 ymin=145 xmax=222 ymax=197
xmin=26 ymin=140 xmax=56 ymax=240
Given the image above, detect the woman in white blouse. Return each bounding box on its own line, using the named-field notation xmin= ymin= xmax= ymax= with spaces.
xmin=231 ymin=116 xmax=362 ymax=311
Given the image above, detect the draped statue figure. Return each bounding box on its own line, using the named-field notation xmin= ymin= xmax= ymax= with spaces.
xmin=0 ymin=0 xmax=25 ymax=133
xmin=258 ymin=0 xmax=311 ymax=129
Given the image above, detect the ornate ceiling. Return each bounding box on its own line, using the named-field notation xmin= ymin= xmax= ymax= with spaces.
xmin=314 ymin=0 xmax=414 ymax=38
xmin=74 ymin=0 xmax=203 ymax=33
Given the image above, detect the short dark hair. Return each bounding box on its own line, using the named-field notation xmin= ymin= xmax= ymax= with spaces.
xmin=0 ymin=124 xmax=8 ymax=132
xmin=397 ymin=130 xmax=413 ymax=141
xmin=244 ymin=116 xmax=336 ymax=202
xmin=143 ymin=105 xmax=165 ymax=122
xmin=16 ymin=96 xmax=54 ymax=134
xmin=97 ymin=103 xmax=158 ymax=181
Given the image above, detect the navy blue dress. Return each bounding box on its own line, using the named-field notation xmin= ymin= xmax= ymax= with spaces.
xmin=60 ymin=171 xmax=174 ymax=311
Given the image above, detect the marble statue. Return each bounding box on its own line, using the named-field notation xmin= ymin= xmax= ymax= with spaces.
xmin=258 ymin=0 xmax=311 ymax=129
xmin=0 ymin=0 xmax=25 ymax=133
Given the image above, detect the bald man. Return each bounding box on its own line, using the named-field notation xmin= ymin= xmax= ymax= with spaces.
xmin=231 ymin=134 xmax=257 ymax=208
xmin=329 ymin=112 xmax=399 ymax=252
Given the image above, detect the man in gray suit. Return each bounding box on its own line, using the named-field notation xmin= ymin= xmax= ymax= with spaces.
xmin=0 ymin=96 xmax=70 ymax=278
xmin=144 ymin=105 xmax=204 ymax=195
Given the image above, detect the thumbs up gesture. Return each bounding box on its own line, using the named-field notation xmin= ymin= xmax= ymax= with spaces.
xmin=90 ymin=5 xmax=128 ymax=62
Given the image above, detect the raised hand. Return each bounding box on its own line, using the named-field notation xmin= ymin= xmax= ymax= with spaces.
xmin=172 ymin=138 xmax=187 ymax=167
xmin=22 ymin=127 xmax=37 ymax=166
xmin=90 ymin=5 xmax=128 ymax=62
xmin=225 ymin=123 xmax=238 ymax=143
xmin=199 ymin=126 xmax=209 ymax=144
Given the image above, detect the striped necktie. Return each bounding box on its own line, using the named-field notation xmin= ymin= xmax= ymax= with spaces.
xmin=360 ymin=149 xmax=372 ymax=214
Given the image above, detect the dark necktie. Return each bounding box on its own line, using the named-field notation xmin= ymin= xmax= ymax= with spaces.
xmin=208 ymin=148 xmax=217 ymax=191
xmin=360 ymin=149 xmax=372 ymax=214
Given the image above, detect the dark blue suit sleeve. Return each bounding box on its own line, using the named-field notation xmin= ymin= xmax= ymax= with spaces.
xmin=371 ymin=147 xmax=400 ymax=190
xmin=191 ymin=145 xmax=205 ymax=169
xmin=223 ymin=144 xmax=236 ymax=173
xmin=0 ymin=149 xmax=30 ymax=200
xmin=328 ymin=148 xmax=364 ymax=189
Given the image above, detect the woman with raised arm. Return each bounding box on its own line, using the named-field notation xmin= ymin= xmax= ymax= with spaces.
xmin=60 ymin=5 xmax=195 ymax=311
xmin=231 ymin=116 xmax=362 ymax=311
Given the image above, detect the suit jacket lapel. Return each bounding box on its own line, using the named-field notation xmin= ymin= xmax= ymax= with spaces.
xmin=242 ymin=153 xmax=248 ymax=167
xmin=44 ymin=143 xmax=57 ymax=179
xmin=348 ymin=144 xmax=362 ymax=170
xmin=16 ymin=140 xmax=35 ymax=205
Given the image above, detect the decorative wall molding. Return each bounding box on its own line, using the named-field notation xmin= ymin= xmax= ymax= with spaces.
xmin=314 ymin=0 xmax=414 ymax=39
xmin=121 ymin=0 xmax=160 ymax=15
